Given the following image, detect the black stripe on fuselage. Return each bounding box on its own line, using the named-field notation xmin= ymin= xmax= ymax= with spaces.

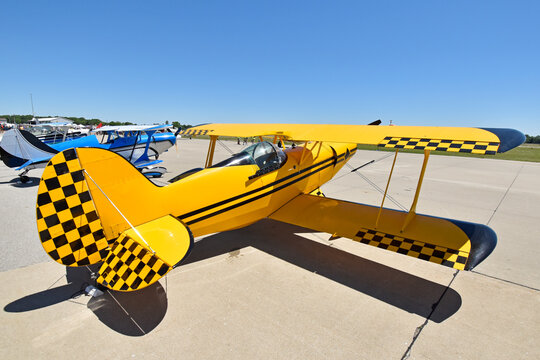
xmin=179 ymin=149 xmax=355 ymax=225
xmin=184 ymin=158 xmax=343 ymax=225
xmin=177 ymin=150 xmax=347 ymax=221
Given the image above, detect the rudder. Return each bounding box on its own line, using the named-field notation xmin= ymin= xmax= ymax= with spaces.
xmin=36 ymin=148 xmax=109 ymax=266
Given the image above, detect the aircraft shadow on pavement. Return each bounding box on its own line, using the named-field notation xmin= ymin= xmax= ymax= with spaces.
xmin=0 ymin=176 xmax=40 ymax=188
xmin=184 ymin=219 xmax=461 ymax=323
xmin=3 ymin=219 xmax=460 ymax=337
xmin=4 ymin=264 xmax=168 ymax=337
xmin=3 ymin=267 xmax=90 ymax=313
xmin=87 ymin=281 xmax=168 ymax=336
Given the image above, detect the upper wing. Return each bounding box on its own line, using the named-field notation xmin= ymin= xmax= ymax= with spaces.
xmin=93 ymin=124 xmax=173 ymax=133
xmin=269 ymin=194 xmax=496 ymax=271
xmin=179 ymin=123 xmax=525 ymax=154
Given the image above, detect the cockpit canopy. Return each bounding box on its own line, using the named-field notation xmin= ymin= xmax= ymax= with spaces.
xmin=212 ymin=141 xmax=287 ymax=170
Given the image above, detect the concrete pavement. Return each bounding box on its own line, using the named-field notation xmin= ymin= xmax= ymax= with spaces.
xmin=1 ymin=138 xmax=539 ymax=359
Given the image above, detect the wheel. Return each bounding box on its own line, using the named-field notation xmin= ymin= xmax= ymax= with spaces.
xmin=20 ymin=175 xmax=30 ymax=183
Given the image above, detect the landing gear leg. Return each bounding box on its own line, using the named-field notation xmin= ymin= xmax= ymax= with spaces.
xmin=18 ymin=169 xmax=30 ymax=183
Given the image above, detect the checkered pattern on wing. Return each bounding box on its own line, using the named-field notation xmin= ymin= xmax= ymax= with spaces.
xmin=36 ymin=148 xmax=109 ymax=266
xmin=355 ymin=228 xmax=468 ymax=270
xmin=179 ymin=129 xmax=209 ymax=136
xmin=378 ymin=137 xmax=499 ymax=155
xmin=97 ymin=234 xmax=171 ymax=291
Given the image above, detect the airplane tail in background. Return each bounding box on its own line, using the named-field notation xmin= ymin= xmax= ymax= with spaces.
xmin=0 ymin=128 xmax=58 ymax=168
xmin=36 ymin=148 xmax=193 ymax=291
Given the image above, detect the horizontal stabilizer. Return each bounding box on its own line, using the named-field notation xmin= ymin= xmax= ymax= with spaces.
xmin=97 ymin=215 xmax=193 ymax=292
xmin=269 ymin=194 xmax=496 ymax=270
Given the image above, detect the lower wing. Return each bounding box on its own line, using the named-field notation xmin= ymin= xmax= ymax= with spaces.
xmin=269 ymin=194 xmax=496 ymax=270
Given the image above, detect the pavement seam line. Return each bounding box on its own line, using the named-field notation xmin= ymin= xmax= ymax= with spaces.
xmin=486 ymin=164 xmax=523 ymax=226
xmin=471 ymin=270 xmax=540 ymax=292
xmin=400 ymin=269 xmax=460 ymax=360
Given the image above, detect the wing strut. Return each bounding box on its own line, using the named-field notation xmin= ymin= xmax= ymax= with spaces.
xmin=401 ymin=150 xmax=431 ymax=232
xmin=128 ymin=130 xmax=141 ymax=162
xmin=299 ymin=141 xmax=322 ymax=166
xmin=205 ymin=135 xmax=218 ymax=168
xmin=272 ymin=135 xmax=285 ymax=146
xmin=299 ymin=141 xmax=309 ymax=165
xmin=375 ymin=149 xmax=399 ymax=228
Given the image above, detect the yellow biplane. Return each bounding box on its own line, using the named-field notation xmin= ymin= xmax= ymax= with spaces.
xmin=35 ymin=123 xmax=525 ymax=292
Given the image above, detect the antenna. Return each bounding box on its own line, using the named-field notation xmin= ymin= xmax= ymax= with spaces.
xmin=30 ymin=93 xmax=35 ymax=118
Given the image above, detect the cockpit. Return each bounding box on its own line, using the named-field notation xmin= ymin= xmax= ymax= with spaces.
xmin=212 ymin=141 xmax=287 ymax=170
xmin=168 ymin=141 xmax=288 ymax=184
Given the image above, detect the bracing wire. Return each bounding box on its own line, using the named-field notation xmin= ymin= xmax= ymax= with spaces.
xmin=83 ymin=169 xmax=155 ymax=253
xmin=217 ymin=139 xmax=235 ymax=155
xmin=328 ymin=151 xmax=408 ymax=211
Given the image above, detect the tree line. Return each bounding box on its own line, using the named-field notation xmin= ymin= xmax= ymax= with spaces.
xmin=0 ymin=114 xmax=134 ymax=126
xmin=171 ymin=121 xmax=192 ymax=130
xmin=525 ymin=135 xmax=540 ymax=144
xmin=1 ymin=115 xmax=192 ymax=129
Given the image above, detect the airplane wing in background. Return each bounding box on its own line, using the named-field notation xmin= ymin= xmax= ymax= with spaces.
xmin=93 ymin=124 xmax=173 ymax=133
xmin=269 ymin=194 xmax=496 ymax=271
xmin=179 ymin=123 xmax=525 ymax=154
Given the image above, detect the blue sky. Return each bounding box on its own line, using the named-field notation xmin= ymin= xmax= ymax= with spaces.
xmin=1 ymin=1 xmax=539 ymax=134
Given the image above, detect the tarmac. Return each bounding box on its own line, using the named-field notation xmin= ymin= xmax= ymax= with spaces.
xmin=1 ymin=137 xmax=539 ymax=359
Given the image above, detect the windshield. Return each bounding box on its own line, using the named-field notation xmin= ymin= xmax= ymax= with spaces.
xmin=211 ymin=141 xmax=287 ymax=169
xmin=28 ymin=125 xmax=58 ymax=136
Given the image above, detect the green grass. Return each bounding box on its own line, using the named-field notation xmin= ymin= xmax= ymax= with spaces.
xmin=356 ymin=143 xmax=540 ymax=162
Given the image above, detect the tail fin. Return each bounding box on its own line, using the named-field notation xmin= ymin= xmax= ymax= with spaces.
xmin=1 ymin=128 xmax=58 ymax=168
xmin=37 ymin=148 xmax=109 ymax=266
xmin=36 ymin=148 xmax=193 ymax=291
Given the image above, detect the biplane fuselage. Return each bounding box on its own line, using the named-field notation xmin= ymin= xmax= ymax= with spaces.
xmin=83 ymin=141 xmax=356 ymax=241
xmin=176 ymin=142 xmax=356 ymax=237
